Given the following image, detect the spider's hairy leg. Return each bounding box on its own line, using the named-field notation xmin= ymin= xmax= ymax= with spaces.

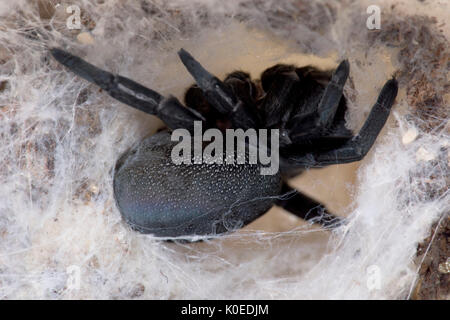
xmin=184 ymin=71 xmax=260 ymax=130
xmin=316 ymin=60 xmax=350 ymax=128
xmin=259 ymin=65 xmax=299 ymax=127
xmin=178 ymin=48 xmax=256 ymax=129
xmin=184 ymin=84 xmax=230 ymax=129
xmin=284 ymin=78 xmax=398 ymax=167
xmin=223 ymin=71 xmax=259 ymax=111
xmin=276 ymin=183 xmax=345 ymax=229
xmin=259 ymin=64 xmax=303 ymax=146
xmin=50 ymin=48 xmax=205 ymax=133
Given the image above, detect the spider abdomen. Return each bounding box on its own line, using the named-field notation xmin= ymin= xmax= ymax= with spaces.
xmin=113 ymin=131 xmax=282 ymax=238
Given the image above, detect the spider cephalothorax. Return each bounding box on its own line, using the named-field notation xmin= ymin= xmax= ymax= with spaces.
xmin=51 ymin=47 xmax=397 ymax=239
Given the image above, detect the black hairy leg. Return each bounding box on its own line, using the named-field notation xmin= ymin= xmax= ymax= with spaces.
xmin=50 ymin=48 xmax=206 ymax=133
xmin=284 ymin=78 xmax=398 ymax=168
xmin=184 ymin=70 xmax=261 ymax=131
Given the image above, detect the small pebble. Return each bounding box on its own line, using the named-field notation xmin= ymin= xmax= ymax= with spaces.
xmin=89 ymin=184 xmax=99 ymax=194
xmin=402 ymin=127 xmax=418 ymax=145
xmin=77 ymin=32 xmax=95 ymax=45
xmin=416 ymin=147 xmax=436 ymax=162
xmin=438 ymin=258 xmax=449 ymax=274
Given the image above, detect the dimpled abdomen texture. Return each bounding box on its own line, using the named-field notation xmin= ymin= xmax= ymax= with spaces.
xmin=113 ymin=131 xmax=282 ymax=238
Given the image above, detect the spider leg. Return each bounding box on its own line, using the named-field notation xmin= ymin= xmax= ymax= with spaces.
xmin=285 ymin=78 xmax=398 ymax=167
xmin=51 ymin=48 xmax=205 ymax=133
xmin=178 ymin=48 xmax=256 ymax=129
xmin=276 ymin=183 xmax=345 ymax=229
xmin=316 ymin=60 xmax=350 ymax=128
xmin=184 ymin=71 xmax=261 ymax=130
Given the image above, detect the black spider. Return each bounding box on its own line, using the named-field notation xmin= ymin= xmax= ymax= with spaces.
xmin=50 ymin=47 xmax=398 ymax=239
